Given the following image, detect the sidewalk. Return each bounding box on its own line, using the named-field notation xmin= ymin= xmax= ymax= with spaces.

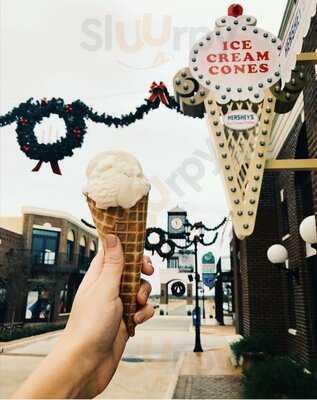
xmin=0 ymin=317 xmax=241 ymax=399
xmin=172 ymin=325 xmax=242 ymax=399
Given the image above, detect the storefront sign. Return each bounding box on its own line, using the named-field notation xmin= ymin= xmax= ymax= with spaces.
xmin=179 ymin=252 xmax=194 ymax=273
xmin=189 ymin=15 xmax=281 ymax=103
xmin=202 ymin=258 xmax=216 ymax=289
xmin=280 ymin=0 xmax=317 ymax=87
xmin=223 ymin=109 xmax=258 ymax=130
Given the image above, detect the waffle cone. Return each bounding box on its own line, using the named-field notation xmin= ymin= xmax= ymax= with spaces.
xmin=86 ymin=195 xmax=148 ymax=336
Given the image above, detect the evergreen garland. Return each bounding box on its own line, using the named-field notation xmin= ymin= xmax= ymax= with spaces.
xmin=0 ymin=82 xmax=191 ymax=174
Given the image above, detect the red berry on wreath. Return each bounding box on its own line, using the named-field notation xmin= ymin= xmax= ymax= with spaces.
xmin=65 ymin=105 xmax=73 ymax=113
xmin=73 ymin=127 xmax=81 ymax=138
xmin=22 ymin=145 xmax=30 ymax=153
xmin=20 ymin=117 xmax=28 ymax=126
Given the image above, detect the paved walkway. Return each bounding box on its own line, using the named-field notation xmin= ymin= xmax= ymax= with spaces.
xmin=1 ymin=310 xmax=241 ymax=399
xmin=173 ymin=325 xmax=242 ymax=399
xmin=173 ymin=376 xmax=242 ymax=399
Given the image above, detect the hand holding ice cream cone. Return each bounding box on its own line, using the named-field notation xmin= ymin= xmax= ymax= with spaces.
xmin=83 ymin=151 xmax=151 ymax=336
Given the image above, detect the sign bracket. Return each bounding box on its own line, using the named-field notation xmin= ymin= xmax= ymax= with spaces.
xmin=265 ymin=159 xmax=317 ymax=171
xmin=296 ymin=52 xmax=317 ymax=64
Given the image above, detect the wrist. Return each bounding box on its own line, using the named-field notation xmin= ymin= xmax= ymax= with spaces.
xmin=12 ymin=334 xmax=100 ymax=399
xmin=55 ymin=333 xmax=111 ymax=397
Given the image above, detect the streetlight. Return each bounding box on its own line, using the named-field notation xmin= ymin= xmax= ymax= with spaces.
xmin=299 ymin=215 xmax=317 ymax=250
xmin=267 ymin=244 xmax=300 ymax=284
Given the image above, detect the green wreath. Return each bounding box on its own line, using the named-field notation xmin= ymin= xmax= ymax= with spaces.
xmin=16 ymin=98 xmax=87 ymax=174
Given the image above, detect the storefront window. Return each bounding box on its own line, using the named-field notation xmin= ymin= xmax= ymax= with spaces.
xmin=25 ymin=289 xmax=51 ymax=321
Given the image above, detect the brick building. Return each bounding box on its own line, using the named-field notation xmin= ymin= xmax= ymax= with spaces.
xmin=0 ymin=207 xmax=98 ymax=324
xmin=232 ymin=2 xmax=317 ymax=368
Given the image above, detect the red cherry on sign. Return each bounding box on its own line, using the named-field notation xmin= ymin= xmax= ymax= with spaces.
xmin=228 ymin=4 xmax=243 ymax=17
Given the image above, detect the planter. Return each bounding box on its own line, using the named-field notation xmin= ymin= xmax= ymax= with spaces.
xmin=242 ymin=352 xmax=266 ymax=373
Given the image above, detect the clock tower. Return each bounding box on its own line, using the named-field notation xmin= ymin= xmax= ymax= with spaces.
xmin=167 ymin=205 xmax=187 ymax=239
xmin=159 ymin=205 xmax=193 ymax=316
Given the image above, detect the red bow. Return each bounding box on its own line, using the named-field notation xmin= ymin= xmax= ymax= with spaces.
xmin=32 ymin=160 xmax=62 ymax=175
xmin=148 ymin=82 xmax=169 ymax=106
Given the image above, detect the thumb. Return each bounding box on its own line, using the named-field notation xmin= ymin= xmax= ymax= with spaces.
xmin=98 ymin=234 xmax=124 ymax=299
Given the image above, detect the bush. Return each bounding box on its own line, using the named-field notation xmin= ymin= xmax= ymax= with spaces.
xmin=0 ymin=322 xmax=66 ymax=341
xmin=230 ymin=332 xmax=276 ymax=365
xmin=243 ymin=356 xmax=317 ymax=399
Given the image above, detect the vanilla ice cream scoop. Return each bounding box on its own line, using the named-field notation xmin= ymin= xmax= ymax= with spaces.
xmin=83 ymin=151 xmax=150 ymax=209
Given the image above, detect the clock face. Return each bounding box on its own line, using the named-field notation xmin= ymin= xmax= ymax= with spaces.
xmin=171 ymin=217 xmax=183 ymax=231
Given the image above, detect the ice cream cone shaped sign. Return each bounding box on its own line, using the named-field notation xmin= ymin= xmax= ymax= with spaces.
xmin=83 ymin=151 xmax=150 ymax=336
xmin=173 ymin=5 xmax=309 ymax=240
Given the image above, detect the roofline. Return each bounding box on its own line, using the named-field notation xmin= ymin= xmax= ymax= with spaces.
xmin=278 ymin=0 xmax=296 ymax=39
xmin=21 ymin=206 xmax=98 ymax=238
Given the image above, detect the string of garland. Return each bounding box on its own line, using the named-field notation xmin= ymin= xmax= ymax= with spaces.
xmin=0 ymin=82 xmax=191 ymax=175
xmin=187 ymin=217 xmax=227 ymax=232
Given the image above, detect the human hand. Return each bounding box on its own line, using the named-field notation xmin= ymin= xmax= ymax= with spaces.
xmin=64 ymin=234 xmax=155 ymax=395
xmin=13 ymin=234 xmax=154 ymax=399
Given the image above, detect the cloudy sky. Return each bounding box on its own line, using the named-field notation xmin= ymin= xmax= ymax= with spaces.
xmin=0 ymin=0 xmax=287 ymax=293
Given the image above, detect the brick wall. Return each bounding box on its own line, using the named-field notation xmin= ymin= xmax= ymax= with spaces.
xmin=0 ymin=228 xmax=23 ymax=268
xmin=235 ymin=173 xmax=288 ymax=352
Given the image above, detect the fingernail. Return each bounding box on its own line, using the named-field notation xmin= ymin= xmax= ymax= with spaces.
xmin=105 ymin=234 xmax=118 ymax=248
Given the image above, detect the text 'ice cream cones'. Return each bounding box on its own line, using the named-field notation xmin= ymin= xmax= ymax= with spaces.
xmin=83 ymin=151 xmax=150 ymax=336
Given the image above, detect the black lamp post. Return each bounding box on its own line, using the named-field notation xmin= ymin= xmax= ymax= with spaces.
xmin=181 ymin=219 xmax=225 ymax=352
xmin=200 ymin=284 xmax=206 ymax=320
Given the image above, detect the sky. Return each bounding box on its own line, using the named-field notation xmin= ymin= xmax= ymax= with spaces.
xmin=0 ymin=0 xmax=288 ymax=293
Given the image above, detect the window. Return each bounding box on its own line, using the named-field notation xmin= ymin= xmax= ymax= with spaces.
xmin=0 ymin=284 xmax=7 ymax=323
xmin=59 ymin=283 xmax=69 ymax=315
xmin=32 ymin=229 xmax=59 ymax=265
xmin=66 ymin=230 xmax=75 ymax=262
xmin=25 ymin=289 xmax=51 ymax=321
xmin=280 ymin=190 xmax=290 ymax=238
xmin=89 ymin=241 xmax=97 ymax=261
xmin=168 ymin=257 xmax=179 ymax=269
xmin=78 ymin=236 xmax=87 ymax=268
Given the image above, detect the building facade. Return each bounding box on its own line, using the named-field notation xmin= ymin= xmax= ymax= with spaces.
xmin=0 ymin=207 xmax=98 ymax=324
xmin=232 ymin=2 xmax=317 ymax=367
